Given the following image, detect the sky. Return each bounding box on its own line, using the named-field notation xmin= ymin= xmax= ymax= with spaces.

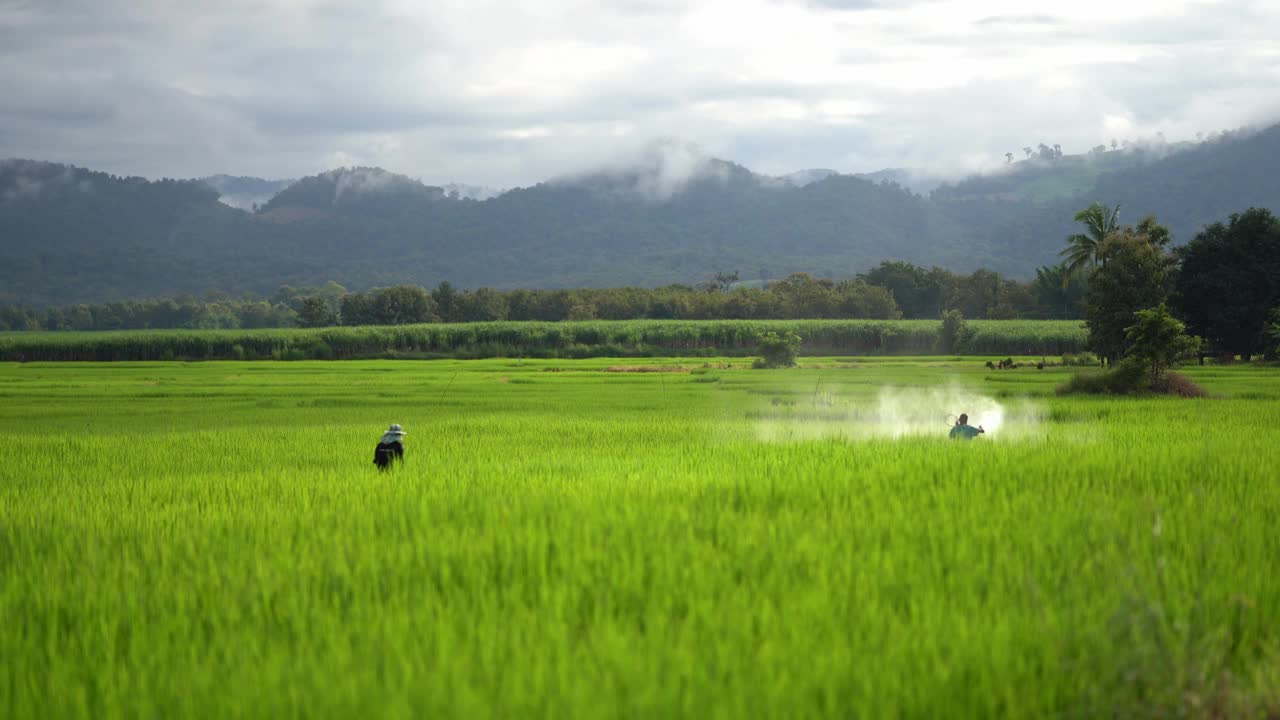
xmin=2 ymin=0 xmax=1278 ymax=188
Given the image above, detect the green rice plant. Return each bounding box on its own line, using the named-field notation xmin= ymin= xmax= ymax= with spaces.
xmin=1 ymin=357 xmax=1275 ymax=718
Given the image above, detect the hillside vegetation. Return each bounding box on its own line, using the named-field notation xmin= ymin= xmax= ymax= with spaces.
xmin=2 ymin=124 xmax=1278 ymax=304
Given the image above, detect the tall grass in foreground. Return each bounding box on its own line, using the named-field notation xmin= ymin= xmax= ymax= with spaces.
xmin=0 ymin=319 xmax=1087 ymax=361
xmin=1 ymin=359 xmax=1277 ymax=718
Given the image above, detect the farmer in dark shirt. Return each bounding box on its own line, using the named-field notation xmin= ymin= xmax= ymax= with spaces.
xmin=949 ymin=413 xmax=985 ymax=440
xmin=373 ymin=423 xmax=406 ymax=470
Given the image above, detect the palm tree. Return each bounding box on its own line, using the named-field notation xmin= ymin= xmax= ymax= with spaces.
xmin=1061 ymin=202 xmax=1121 ymax=287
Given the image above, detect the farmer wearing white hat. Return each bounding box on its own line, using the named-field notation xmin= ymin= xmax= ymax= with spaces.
xmin=373 ymin=423 xmax=406 ymax=470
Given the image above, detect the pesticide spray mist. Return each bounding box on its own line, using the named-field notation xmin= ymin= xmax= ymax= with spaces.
xmin=873 ymin=385 xmax=1025 ymax=438
xmin=753 ymin=383 xmax=1043 ymax=442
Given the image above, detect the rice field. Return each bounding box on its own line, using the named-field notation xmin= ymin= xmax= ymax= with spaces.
xmin=2 ymin=357 xmax=1278 ymax=718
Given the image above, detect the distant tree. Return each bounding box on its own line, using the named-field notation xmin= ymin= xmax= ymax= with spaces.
xmin=1110 ymin=138 xmax=1119 ymax=151
xmin=239 ymin=301 xmax=295 ymax=328
xmin=769 ymin=273 xmax=836 ymax=318
xmin=1005 ymin=152 xmax=1014 ymax=164
xmin=455 ymin=287 xmax=508 ymax=322
xmin=1091 ymin=145 xmax=1107 ymax=155
xmin=1023 ymin=146 xmax=1033 ymax=159
xmin=1173 ymin=207 xmax=1280 ymax=360
xmin=339 ymin=292 xmax=374 ymax=326
xmin=1061 ymin=202 xmax=1122 ymax=284
xmin=1053 ymin=144 xmax=1063 ymax=158
xmin=723 ymin=286 xmax=777 ymax=319
xmin=296 ymin=296 xmax=337 ymax=327
xmin=431 ymin=281 xmax=459 ymax=322
xmin=1086 ymin=232 xmax=1169 ymax=365
xmin=1030 ymin=263 xmax=1086 ymax=319
xmin=66 ymin=304 xmax=95 ymax=330
xmin=833 ymin=280 xmax=900 ymax=319
xmin=371 ymin=285 xmax=435 ymax=325
xmin=991 ymin=279 xmax=1037 ymax=320
xmin=0 ymin=306 xmax=39 ymax=331
xmin=858 ymin=261 xmax=949 ymax=318
xmin=952 ymin=268 xmax=1002 ymax=319
xmin=566 ymin=301 xmax=597 ymax=321
xmin=318 ymin=281 xmax=348 ymax=310
xmin=700 ymin=270 xmax=740 ymax=293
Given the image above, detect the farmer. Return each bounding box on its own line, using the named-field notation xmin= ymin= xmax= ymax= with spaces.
xmin=373 ymin=423 xmax=406 ymax=470
xmin=949 ymin=413 xmax=985 ymax=440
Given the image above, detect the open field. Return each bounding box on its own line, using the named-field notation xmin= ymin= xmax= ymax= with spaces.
xmin=2 ymin=357 xmax=1278 ymax=718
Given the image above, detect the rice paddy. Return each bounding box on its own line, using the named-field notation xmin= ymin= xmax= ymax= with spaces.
xmin=2 ymin=357 xmax=1278 ymax=718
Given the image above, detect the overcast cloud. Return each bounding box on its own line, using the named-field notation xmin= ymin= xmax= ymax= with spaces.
xmin=2 ymin=0 xmax=1278 ymax=187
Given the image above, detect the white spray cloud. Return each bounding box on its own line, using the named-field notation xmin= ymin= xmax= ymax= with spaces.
xmin=752 ymin=383 xmax=1044 ymax=443
xmin=872 ymin=385 xmax=1028 ymax=438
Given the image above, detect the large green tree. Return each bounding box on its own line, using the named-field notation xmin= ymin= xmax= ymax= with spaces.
xmin=1173 ymin=207 xmax=1280 ymax=360
xmin=1086 ymin=229 xmax=1169 ymax=365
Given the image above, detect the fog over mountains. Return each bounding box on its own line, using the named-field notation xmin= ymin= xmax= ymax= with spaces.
xmin=2 ymin=124 xmax=1279 ymax=305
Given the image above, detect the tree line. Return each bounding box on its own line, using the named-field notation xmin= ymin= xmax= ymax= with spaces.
xmin=0 ymin=263 xmax=1088 ymax=332
xmin=3 ymin=205 xmax=1276 ymax=357
xmin=1066 ymin=204 xmax=1280 ymax=364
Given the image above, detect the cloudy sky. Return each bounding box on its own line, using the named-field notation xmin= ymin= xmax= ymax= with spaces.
xmin=2 ymin=0 xmax=1278 ymax=187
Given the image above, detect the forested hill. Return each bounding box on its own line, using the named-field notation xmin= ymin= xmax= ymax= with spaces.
xmin=2 ymin=123 xmax=1279 ymax=305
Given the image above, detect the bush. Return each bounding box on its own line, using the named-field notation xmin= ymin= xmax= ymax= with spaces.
xmin=753 ymin=331 xmax=802 ymax=368
xmin=1159 ymin=371 xmax=1209 ymax=398
xmin=1124 ymin=304 xmax=1200 ymax=388
xmin=1062 ymin=307 xmax=1206 ymax=396
xmin=1056 ymin=356 xmax=1148 ymax=395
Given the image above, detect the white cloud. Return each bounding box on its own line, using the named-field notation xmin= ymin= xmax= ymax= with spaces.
xmin=0 ymin=0 xmax=1276 ymax=186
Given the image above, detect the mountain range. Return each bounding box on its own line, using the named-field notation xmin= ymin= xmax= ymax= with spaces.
xmin=2 ymin=124 xmax=1279 ymax=305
